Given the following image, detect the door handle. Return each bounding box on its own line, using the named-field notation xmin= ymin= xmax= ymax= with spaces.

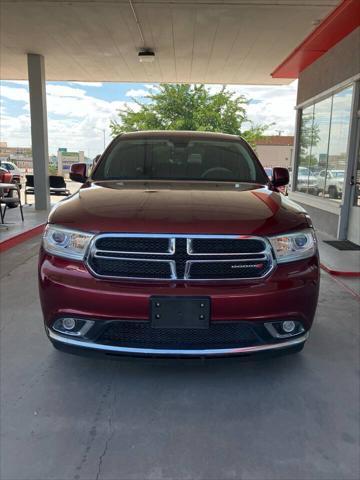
xmin=350 ymin=176 xmax=360 ymax=186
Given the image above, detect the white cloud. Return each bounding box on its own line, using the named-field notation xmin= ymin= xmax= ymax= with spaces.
xmin=0 ymin=82 xmax=140 ymax=156
xmin=46 ymin=84 xmax=88 ymax=98
xmin=207 ymin=81 xmax=298 ymax=135
xmin=3 ymin=80 xmax=28 ymax=86
xmin=125 ymin=88 xmax=149 ymax=98
xmin=238 ymin=81 xmax=297 ymax=132
xmin=0 ymin=85 xmax=29 ymax=102
xmin=0 ymin=81 xmax=298 ymax=157
xmin=70 ymin=82 xmax=103 ymax=87
xmin=0 ymin=112 xmax=31 ymax=144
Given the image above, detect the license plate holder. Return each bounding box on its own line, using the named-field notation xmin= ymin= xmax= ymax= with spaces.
xmin=150 ymin=297 xmax=210 ymax=329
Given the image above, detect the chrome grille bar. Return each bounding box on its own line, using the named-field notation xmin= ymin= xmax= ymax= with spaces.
xmin=86 ymin=234 xmax=275 ymax=281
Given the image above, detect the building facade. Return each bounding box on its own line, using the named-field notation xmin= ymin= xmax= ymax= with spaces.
xmin=290 ymin=27 xmax=360 ymax=245
xmin=0 ymin=142 xmax=33 ymax=170
xmin=57 ymin=148 xmax=85 ymax=176
xmin=254 ymin=136 xmax=294 ymax=169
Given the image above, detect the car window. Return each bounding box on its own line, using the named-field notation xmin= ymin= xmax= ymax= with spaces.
xmin=93 ymin=138 xmax=268 ymax=183
xmin=299 ymin=167 xmax=310 ymax=176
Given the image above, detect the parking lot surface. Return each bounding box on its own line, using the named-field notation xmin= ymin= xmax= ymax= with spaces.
xmin=1 ymin=237 xmax=359 ymax=480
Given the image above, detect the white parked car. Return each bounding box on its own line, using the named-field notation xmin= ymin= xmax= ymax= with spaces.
xmin=0 ymin=160 xmax=22 ymax=185
xmin=296 ymin=166 xmax=318 ymax=194
xmin=317 ymin=169 xmax=344 ymax=199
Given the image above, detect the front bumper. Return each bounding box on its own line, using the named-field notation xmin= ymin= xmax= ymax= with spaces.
xmin=39 ymin=251 xmax=319 ymax=357
xmin=48 ymin=328 xmax=309 ymax=357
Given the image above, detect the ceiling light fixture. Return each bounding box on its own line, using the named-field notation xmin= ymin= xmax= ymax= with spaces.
xmin=129 ymin=0 xmax=155 ymax=63
xmin=138 ymin=50 xmax=155 ymax=63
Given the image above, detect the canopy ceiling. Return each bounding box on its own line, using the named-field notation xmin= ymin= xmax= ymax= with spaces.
xmin=0 ymin=0 xmax=339 ymax=84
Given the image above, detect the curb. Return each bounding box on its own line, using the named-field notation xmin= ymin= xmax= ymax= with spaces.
xmin=320 ymin=263 xmax=360 ymax=278
xmin=0 ymin=223 xmax=46 ymax=253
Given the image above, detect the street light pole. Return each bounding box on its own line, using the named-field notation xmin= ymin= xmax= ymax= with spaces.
xmin=95 ymin=128 xmax=106 ymax=151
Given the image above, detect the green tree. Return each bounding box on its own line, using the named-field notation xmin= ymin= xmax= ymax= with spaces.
xmin=48 ymin=164 xmax=58 ymax=175
xmin=299 ymin=113 xmax=321 ymax=168
xmin=110 ymin=84 xmax=269 ymax=146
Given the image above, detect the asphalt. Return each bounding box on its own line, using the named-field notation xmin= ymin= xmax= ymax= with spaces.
xmin=1 ymin=237 xmax=359 ymax=480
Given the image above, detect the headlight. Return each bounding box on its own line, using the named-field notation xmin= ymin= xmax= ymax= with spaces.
xmin=268 ymin=229 xmax=317 ymax=263
xmin=42 ymin=225 xmax=94 ymax=260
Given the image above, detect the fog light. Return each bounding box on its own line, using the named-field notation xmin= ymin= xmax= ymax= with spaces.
xmin=62 ymin=317 xmax=76 ymax=330
xmin=282 ymin=320 xmax=296 ymax=333
xmin=52 ymin=317 xmax=95 ymax=337
xmin=264 ymin=320 xmax=304 ymax=339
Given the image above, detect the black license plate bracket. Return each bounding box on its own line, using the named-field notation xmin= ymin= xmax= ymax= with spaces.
xmin=150 ymin=297 xmax=210 ymax=329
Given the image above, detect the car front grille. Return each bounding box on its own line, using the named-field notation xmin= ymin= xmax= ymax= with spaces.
xmin=86 ymin=234 xmax=274 ymax=281
xmin=96 ymin=321 xmax=261 ymax=350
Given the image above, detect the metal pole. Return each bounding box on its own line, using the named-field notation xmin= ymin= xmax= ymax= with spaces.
xmin=27 ymin=54 xmax=50 ymax=210
xmin=290 ymin=107 xmax=302 ymax=192
xmin=95 ymin=128 xmax=106 ymax=151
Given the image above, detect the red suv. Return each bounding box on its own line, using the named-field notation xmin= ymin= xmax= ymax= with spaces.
xmin=39 ymin=131 xmax=319 ymax=357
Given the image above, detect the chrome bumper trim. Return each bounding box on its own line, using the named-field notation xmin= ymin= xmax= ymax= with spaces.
xmin=48 ymin=330 xmax=309 ymax=357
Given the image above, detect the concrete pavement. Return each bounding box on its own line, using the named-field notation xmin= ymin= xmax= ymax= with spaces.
xmin=1 ymin=237 xmax=359 ymax=480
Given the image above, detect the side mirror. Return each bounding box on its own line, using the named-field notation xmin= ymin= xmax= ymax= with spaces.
xmin=272 ymin=167 xmax=289 ymax=188
xmin=70 ymin=163 xmax=88 ymax=183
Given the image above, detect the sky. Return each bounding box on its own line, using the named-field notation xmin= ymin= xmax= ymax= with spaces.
xmin=0 ymin=80 xmax=298 ymax=158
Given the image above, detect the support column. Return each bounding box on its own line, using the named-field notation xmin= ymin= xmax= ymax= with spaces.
xmin=337 ymin=81 xmax=360 ymax=240
xmin=27 ymin=53 xmax=50 ymax=210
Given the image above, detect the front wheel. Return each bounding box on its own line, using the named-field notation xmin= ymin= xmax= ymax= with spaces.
xmin=328 ymin=186 xmax=339 ymax=199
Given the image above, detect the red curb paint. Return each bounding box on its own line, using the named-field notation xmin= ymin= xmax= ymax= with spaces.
xmin=320 ymin=263 xmax=360 ymax=278
xmin=324 ymin=272 xmax=360 ymax=301
xmin=0 ymin=223 xmax=46 ymax=253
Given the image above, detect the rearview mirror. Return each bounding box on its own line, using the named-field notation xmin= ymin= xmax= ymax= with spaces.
xmin=70 ymin=163 xmax=88 ymax=183
xmin=272 ymin=167 xmax=289 ymax=188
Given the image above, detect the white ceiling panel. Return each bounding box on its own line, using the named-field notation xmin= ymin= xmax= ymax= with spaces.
xmin=0 ymin=0 xmax=339 ymax=84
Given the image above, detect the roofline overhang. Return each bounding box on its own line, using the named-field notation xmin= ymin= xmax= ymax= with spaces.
xmin=271 ymin=0 xmax=360 ymax=79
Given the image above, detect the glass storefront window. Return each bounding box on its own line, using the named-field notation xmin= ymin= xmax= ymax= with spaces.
xmin=295 ymin=84 xmax=354 ymax=201
xmin=325 ymin=86 xmax=353 ymax=199
xmin=296 ymin=105 xmax=314 ymax=194
xmin=308 ymin=97 xmax=332 ymax=196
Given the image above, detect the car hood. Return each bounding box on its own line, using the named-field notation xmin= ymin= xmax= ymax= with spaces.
xmin=298 ymin=174 xmax=317 ymax=182
xmin=49 ymin=180 xmax=308 ymax=236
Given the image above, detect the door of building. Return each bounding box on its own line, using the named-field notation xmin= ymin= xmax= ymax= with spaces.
xmin=347 ymin=118 xmax=360 ymax=245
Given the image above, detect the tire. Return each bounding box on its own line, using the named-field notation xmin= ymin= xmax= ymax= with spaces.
xmin=5 ymin=188 xmax=19 ymax=208
xmin=328 ymin=186 xmax=338 ymax=199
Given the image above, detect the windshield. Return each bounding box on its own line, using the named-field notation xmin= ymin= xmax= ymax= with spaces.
xmin=332 ymin=170 xmax=344 ymax=178
xmin=93 ymin=138 xmax=268 ymax=183
xmin=299 ymin=167 xmax=311 ymax=176
xmin=264 ymin=167 xmax=272 ymax=178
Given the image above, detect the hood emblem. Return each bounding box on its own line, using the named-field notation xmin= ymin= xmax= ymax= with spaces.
xmin=231 ymin=263 xmax=263 ymax=269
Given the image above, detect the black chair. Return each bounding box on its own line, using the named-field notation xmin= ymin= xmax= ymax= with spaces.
xmin=0 ymin=183 xmax=24 ymax=223
xmin=49 ymin=176 xmax=70 ymax=196
xmin=25 ymin=174 xmax=34 ymax=204
xmin=25 ymin=174 xmax=70 ymax=204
